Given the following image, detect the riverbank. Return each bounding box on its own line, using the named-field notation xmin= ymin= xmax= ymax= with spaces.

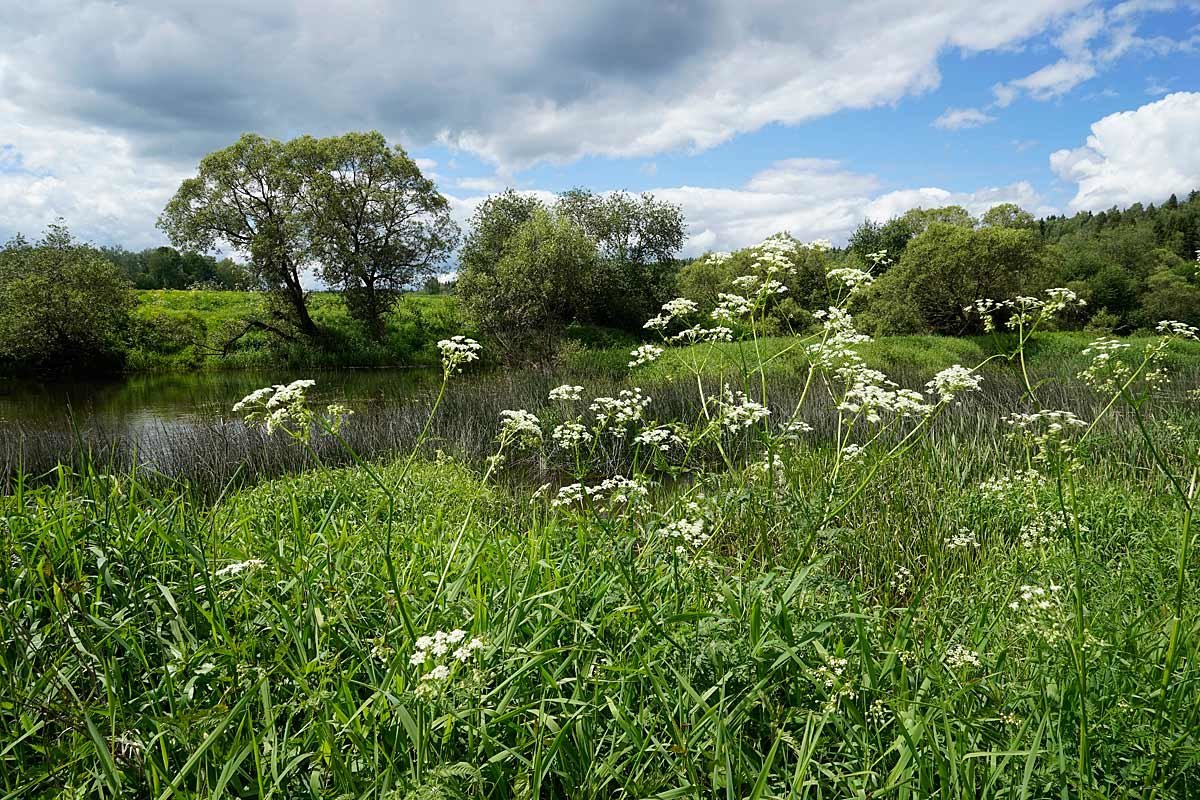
xmin=4 ymin=366 xmax=1199 ymax=794
xmin=127 ymin=290 xmax=473 ymax=371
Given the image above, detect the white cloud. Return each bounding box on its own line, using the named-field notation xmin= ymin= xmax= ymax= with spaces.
xmin=413 ymin=157 xmax=439 ymax=180
xmin=648 ymin=160 xmax=1051 ymax=256
xmin=989 ymin=1 xmax=1195 ymax=108
xmin=1050 ymin=91 xmax=1200 ymax=211
xmin=1010 ymin=57 xmax=1098 ymax=100
xmin=455 ymin=175 xmax=508 ymax=193
xmin=0 ymin=0 xmax=1094 ymax=246
xmin=932 ymin=107 xmax=996 ymax=130
xmin=0 ymin=105 xmax=185 ymax=247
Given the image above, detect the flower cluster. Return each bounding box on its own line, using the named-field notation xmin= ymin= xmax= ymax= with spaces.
xmin=233 ymin=379 xmax=317 ymax=435
xmin=836 ymin=362 xmax=929 ymax=423
xmin=668 ymin=324 xmax=734 ymax=344
xmin=711 ymin=293 xmax=754 ymax=322
xmin=410 ymin=629 xmax=485 ymax=688
xmin=628 ymin=344 xmax=664 ymax=368
xmin=826 ymin=267 xmax=874 ymax=296
xmin=634 ymin=426 xmax=684 ymax=453
xmin=1157 ymin=319 xmax=1200 ymax=340
xmin=498 ymin=409 xmax=542 ymax=449
xmin=1004 ymin=410 xmax=1088 ymax=464
xmin=966 ymin=288 xmax=1085 ymax=332
xmin=944 ymin=644 xmax=981 ymax=670
xmin=926 ymin=365 xmax=984 ymax=404
xmin=551 ymin=421 xmax=591 ymax=448
xmin=775 ymin=419 xmax=814 ymax=441
xmin=551 ymin=475 xmax=649 ymax=508
xmin=808 ymin=307 xmax=871 ymax=367
xmin=437 ymin=336 xmax=482 ymax=374
xmin=215 ymin=559 xmax=265 ymax=577
xmin=657 ymin=518 xmax=709 ymax=555
xmin=644 ymin=297 xmax=698 ymax=330
xmin=891 ymin=565 xmax=913 ymax=593
xmin=944 ymin=528 xmax=979 ymax=550
xmin=548 ymin=384 xmax=584 ymax=402
xmin=1008 ymin=583 xmax=1067 ymax=644
xmin=979 ymin=470 xmax=1045 ymax=501
xmin=590 ymin=388 xmax=651 ymax=433
xmin=1079 ymin=338 xmax=1133 ymax=392
xmin=1019 ymin=508 xmax=1071 ymax=548
xmin=715 ymin=385 xmax=770 ymax=430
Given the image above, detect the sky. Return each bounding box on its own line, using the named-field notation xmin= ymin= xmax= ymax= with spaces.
xmin=2 ymin=0 xmax=1199 ymax=258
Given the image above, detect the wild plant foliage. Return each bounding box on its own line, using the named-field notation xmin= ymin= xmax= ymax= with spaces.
xmin=3 ymin=237 xmax=1200 ymax=796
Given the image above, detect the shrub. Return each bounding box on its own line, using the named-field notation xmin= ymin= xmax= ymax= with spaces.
xmin=0 ymin=224 xmax=136 ymax=373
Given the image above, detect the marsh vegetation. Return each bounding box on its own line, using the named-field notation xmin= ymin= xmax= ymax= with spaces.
xmin=3 ymin=237 xmax=1200 ymax=797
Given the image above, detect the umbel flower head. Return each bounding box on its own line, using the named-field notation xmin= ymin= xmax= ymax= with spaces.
xmin=233 ymin=380 xmax=353 ymax=438
xmin=437 ymin=335 xmax=482 ymax=375
xmin=233 ymin=379 xmax=317 ymax=434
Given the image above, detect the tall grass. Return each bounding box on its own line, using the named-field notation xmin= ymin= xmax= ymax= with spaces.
xmin=2 ymin=262 xmax=1200 ymax=796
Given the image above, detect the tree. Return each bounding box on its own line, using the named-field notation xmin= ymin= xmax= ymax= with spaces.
xmin=159 ymin=133 xmax=317 ymax=337
xmin=290 ymin=132 xmax=459 ymax=339
xmin=458 ymin=190 xmax=546 ymax=282
xmin=554 ymin=189 xmax=685 ymax=329
xmin=457 ymin=207 xmax=600 ymax=358
xmin=865 ymin=223 xmax=1051 ymax=334
xmin=0 ymin=223 xmax=135 ymax=372
xmin=979 ymin=203 xmax=1035 ymax=230
xmin=847 ymin=212 xmax=934 ymax=265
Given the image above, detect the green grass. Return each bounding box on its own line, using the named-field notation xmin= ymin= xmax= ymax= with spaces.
xmin=127 ymin=290 xmax=471 ymax=372
xmin=4 ymin=322 xmax=1200 ymax=796
xmin=591 ymin=331 xmax=1200 ymax=386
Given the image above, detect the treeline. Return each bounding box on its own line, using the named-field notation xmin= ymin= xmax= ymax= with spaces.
xmin=835 ymin=195 xmax=1200 ymax=333
xmin=100 ymin=246 xmax=254 ymax=290
xmin=2 ymin=126 xmax=1198 ymax=374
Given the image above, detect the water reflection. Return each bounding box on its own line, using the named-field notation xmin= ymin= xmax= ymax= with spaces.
xmin=0 ymin=368 xmax=443 ymax=430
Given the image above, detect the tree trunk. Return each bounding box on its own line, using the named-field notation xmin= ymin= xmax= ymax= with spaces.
xmin=281 ymin=262 xmax=318 ymax=337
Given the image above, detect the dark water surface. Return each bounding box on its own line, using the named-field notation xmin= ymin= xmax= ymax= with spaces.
xmin=0 ymin=368 xmax=443 ymax=430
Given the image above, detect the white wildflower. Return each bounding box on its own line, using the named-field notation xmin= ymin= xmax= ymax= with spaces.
xmin=548 ymin=384 xmax=584 ymax=402
xmin=945 ymin=644 xmax=981 ymax=670
xmin=215 ymin=559 xmax=265 ymax=577
xmin=551 ymin=421 xmax=591 ymax=448
xmin=498 ymin=409 xmax=542 ymax=449
xmin=628 ymin=344 xmax=664 ymax=368
xmin=926 ymin=365 xmax=983 ymax=404
xmin=437 ymin=335 xmax=482 ymax=374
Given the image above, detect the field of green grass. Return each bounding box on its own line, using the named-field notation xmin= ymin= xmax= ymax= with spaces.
xmin=128 ymin=290 xmax=471 ymax=371
xmin=4 ymin=287 xmax=1200 ymax=796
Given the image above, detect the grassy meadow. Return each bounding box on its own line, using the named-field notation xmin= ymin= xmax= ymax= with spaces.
xmin=128 ymin=291 xmax=473 ymax=371
xmin=3 ymin=286 xmax=1200 ymax=798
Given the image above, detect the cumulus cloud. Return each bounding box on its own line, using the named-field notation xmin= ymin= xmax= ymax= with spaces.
xmin=648 ymin=161 xmax=1050 ymax=255
xmin=932 ymin=107 xmax=996 ymax=130
xmin=1050 ymin=91 xmax=1200 ymax=211
xmin=0 ymin=101 xmax=187 ymax=247
xmin=0 ymin=0 xmax=1085 ymax=246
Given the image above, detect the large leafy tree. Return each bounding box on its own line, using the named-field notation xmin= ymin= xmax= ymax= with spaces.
xmin=865 ymin=222 xmax=1052 ymax=334
xmin=979 ymin=203 xmax=1035 ymax=230
xmin=0 ymin=223 xmax=135 ymax=372
xmin=458 ymin=190 xmax=546 ymax=280
xmin=290 ymin=132 xmax=459 ymax=339
xmin=457 ymin=206 xmax=600 ymax=358
xmin=555 ymin=189 xmax=685 ymax=329
xmin=159 ymin=133 xmax=317 ymax=337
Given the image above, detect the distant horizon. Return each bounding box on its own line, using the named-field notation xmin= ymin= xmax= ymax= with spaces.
xmin=2 ymin=0 xmax=1199 ymax=255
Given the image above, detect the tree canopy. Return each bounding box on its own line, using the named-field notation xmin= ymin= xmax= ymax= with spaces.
xmin=159 ymin=131 xmax=456 ymax=340
xmin=291 ymin=132 xmax=459 ymax=339
xmin=0 ymin=224 xmax=136 ymax=372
